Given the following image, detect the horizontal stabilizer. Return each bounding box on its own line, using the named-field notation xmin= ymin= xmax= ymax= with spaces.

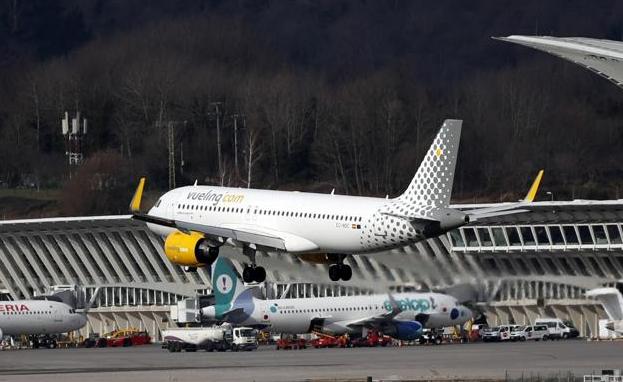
xmin=464 ymin=170 xmax=543 ymax=219
xmin=586 ymin=287 xmax=623 ymax=321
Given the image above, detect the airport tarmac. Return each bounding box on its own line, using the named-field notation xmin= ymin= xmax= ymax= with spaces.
xmin=0 ymin=340 xmax=621 ymax=382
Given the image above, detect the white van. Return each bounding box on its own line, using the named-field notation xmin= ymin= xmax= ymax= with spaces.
xmin=534 ymin=318 xmax=579 ymax=339
xmin=511 ymin=325 xmax=549 ymax=341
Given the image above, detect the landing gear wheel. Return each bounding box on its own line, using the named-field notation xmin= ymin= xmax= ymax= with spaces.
xmin=243 ymin=266 xmax=255 ymax=283
xmin=253 ymin=266 xmax=266 ymax=283
xmin=339 ymin=264 xmax=352 ymax=281
xmin=329 ymin=264 xmax=341 ymax=281
xmin=207 ymin=246 xmax=219 ymax=265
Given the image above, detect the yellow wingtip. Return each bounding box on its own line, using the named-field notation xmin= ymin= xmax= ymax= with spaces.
xmin=524 ymin=170 xmax=544 ymax=203
xmin=130 ymin=177 xmax=146 ymax=213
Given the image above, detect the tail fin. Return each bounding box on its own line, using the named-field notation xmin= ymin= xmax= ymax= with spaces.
xmin=399 ymin=119 xmax=462 ymax=209
xmin=586 ymin=287 xmax=623 ymax=321
xmin=211 ymin=257 xmax=247 ymax=310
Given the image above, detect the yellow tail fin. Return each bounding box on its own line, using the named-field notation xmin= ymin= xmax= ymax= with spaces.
xmin=129 ymin=178 xmax=146 ymax=213
xmin=524 ymin=170 xmax=544 ymax=202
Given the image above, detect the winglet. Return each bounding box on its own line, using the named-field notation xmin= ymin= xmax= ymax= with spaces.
xmin=523 ymin=170 xmax=544 ymax=203
xmin=130 ymin=177 xmax=146 ymax=213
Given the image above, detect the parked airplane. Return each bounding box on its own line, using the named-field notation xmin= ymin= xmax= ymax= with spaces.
xmin=586 ymin=282 xmax=623 ymax=334
xmin=130 ymin=119 xmax=543 ymax=282
xmin=0 ymin=298 xmax=87 ymax=340
xmin=201 ymin=257 xmax=472 ymax=340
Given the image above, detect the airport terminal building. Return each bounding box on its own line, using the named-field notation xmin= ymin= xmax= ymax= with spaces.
xmin=0 ymin=200 xmax=620 ymax=340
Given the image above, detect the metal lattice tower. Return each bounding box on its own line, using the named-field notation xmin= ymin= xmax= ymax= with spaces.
xmin=168 ymin=121 xmax=175 ymax=190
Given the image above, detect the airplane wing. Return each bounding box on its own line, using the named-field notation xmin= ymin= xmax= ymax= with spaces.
xmin=133 ymin=211 xmax=289 ymax=250
xmin=344 ymin=293 xmax=403 ymax=329
xmin=462 ymin=170 xmax=544 ymax=221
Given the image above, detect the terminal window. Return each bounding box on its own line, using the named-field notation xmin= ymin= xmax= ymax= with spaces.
xmin=520 ymin=227 xmax=536 ymax=245
xmin=562 ymin=226 xmax=579 ymax=244
xmin=606 ymin=225 xmax=622 ymax=244
xmin=491 ymin=227 xmax=507 ymax=246
xmin=506 ymin=227 xmax=522 ymax=246
xmin=548 ymin=226 xmax=565 ymax=245
xmin=578 ymin=225 xmax=593 ymax=245
xmin=591 ymin=225 xmax=608 ymax=245
xmin=477 ymin=228 xmax=493 ymax=246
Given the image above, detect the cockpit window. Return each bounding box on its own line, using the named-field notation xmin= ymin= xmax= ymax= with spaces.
xmin=154 ymin=199 xmax=162 ymax=208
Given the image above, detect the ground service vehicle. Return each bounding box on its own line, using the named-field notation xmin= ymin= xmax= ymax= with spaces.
xmin=534 ymin=318 xmax=580 ymax=339
xmin=310 ymin=336 xmax=338 ymax=348
xmin=96 ymin=328 xmax=151 ymax=347
xmin=162 ymin=325 xmax=257 ymax=352
xmin=276 ymin=336 xmax=307 ymax=350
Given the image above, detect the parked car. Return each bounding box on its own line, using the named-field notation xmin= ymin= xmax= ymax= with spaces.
xmin=510 ymin=325 xmax=549 ymax=341
xmin=96 ymin=328 xmax=151 ymax=347
xmin=534 ymin=318 xmax=580 ymax=339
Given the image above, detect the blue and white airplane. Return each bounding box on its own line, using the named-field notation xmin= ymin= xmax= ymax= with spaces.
xmin=201 ymin=257 xmax=472 ymax=340
xmin=130 ymin=119 xmax=543 ymax=283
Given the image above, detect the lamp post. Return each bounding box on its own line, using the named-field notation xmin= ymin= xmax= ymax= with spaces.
xmin=545 ymin=191 xmax=554 ymax=202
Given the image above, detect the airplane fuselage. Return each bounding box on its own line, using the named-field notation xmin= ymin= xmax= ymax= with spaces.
xmin=148 ymin=186 xmax=428 ymax=254
xmin=0 ymin=300 xmax=87 ymax=337
xmin=203 ymin=292 xmax=472 ymax=335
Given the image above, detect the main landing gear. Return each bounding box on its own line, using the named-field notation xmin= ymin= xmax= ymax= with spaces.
xmin=242 ymin=245 xmax=267 ymax=283
xmin=328 ymin=254 xmax=352 ymax=282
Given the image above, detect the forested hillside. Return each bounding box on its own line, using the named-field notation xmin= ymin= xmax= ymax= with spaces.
xmin=1 ymin=0 xmax=623 ymax=216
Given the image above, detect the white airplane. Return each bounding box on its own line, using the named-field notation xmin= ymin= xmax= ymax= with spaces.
xmin=586 ymin=282 xmax=623 ymax=334
xmin=201 ymin=257 xmax=472 ymax=340
xmin=0 ymin=299 xmax=87 ymax=339
xmin=130 ymin=119 xmax=543 ymax=282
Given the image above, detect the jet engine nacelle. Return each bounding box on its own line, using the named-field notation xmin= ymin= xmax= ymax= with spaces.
xmin=385 ymin=320 xmax=423 ymax=341
xmin=164 ymin=230 xmax=215 ymax=267
xmin=423 ymin=208 xmax=469 ymax=238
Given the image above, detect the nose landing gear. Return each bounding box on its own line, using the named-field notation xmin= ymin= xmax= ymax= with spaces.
xmin=242 ymin=245 xmax=267 ymax=283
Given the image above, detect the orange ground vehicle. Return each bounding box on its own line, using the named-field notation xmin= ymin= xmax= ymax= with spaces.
xmin=95 ymin=328 xmax=151 ymax=347
xmin=275 ymin=337 xmax=307 ymax=350
xmin=350 ymin=330 xmax=392 ymax=347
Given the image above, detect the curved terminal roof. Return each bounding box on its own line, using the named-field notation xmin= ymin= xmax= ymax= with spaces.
xmin=495 ymin=35 xmax=623 ymax=88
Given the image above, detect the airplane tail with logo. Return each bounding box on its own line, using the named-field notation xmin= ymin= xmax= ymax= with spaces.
xmin=201 ymin=257 xmax=256 ymax=321
xmin=211 ymin=257 xmax=248 ymax=308
xmin=398 ymin=119 xmax=462 ymax=211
